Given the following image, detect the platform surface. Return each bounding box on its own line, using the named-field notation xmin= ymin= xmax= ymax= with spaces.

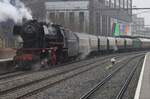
xmin=134 ymin=52 xmax=150 ymax=99
xmin=0 ymin=48 xmax=16 ymax=59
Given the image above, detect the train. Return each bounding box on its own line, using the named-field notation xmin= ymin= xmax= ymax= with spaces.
xmin=13 ymin=19 xmax=150 ymax=70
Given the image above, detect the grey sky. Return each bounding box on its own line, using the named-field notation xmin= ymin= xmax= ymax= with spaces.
xmin=133 ymin=0 xmax=150 ymax=25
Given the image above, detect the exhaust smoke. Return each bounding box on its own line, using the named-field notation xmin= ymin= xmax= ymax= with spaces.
xmin=0 ymin=0 xmax=32 ymax=23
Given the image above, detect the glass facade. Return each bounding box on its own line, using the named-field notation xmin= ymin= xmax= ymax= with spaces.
xmin=124 ymin=0 xmax=128 ymax=8
xmin=79 ymin=12 xmax=84 ymax=32
xmin=110 ymin=0 xmax=115 ymax=8
xmin=120 ymin=0 xmax=124 ymax=8
xmin=69 ymin=12 xmax=75 ymax=31
xmin=116 ymin=0 xmax=120 ymax=8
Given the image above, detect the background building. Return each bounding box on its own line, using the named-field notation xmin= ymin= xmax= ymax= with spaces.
xmin=90 ymin=0 xmax=132 ymax=36
xmin=0 ymin=19 xmax=15 ymax=48
xmin=143 ymin=27 xmax=150 ymax=37
xmin=21 ymin=0 xmax=47 ymax=21
xmin=45 ymin=1 xmax=89 ymax=33
xmin=45 ymin=0 xmax=133 ymax=36
xmin=132 ymin=15 xmax=150 ymax=37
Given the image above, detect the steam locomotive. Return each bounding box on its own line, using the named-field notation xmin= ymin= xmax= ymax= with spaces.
xmin=13 ymin=20 xmax=80 ymax=70
xmin=13 ymin=19 xmax=150 ymax=70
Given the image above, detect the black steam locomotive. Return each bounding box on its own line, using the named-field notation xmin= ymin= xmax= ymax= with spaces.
xmin=13 ymin=20 xmax=71 ymax=70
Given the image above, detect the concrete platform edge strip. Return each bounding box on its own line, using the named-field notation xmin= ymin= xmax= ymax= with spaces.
xmin=0 ymin=58 xmax=13 ymax=62
xmin=134 ymin=53 xmax=148 ymax=99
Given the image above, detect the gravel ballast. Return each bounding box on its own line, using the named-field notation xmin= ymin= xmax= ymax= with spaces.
xmin=26 ymin=55 xmax=137 ymax=99
xmin=0 ymin=52 xmax=145 ymax=99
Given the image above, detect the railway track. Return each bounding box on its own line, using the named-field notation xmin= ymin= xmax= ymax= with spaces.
xmin=80 ymin=54 xmax=144 ymax=99
xmin=0 ymin=54 xmax=115 ymax=81
xmin=0 ymin=52 xmax=114 ymax=80
xmin=115 ymin=57 xmax=144 ymax=99
xmin=0 ymin=57 xmax=114 ymax=98
xmin=0 ymin=71 xmax=26 ymax=80
xmin=0 ymin=51 xmax=145 ymax=80
xmin=0 ymin=51 xmax=139 ymax=81
xmin=0 ymin=52 xmax=140 ymax=99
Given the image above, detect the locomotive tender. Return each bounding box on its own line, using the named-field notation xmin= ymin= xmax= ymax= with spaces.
xmin=13 ymin=20 xmax=150 ymax=70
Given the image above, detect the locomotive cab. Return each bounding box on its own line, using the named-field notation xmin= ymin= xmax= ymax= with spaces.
xmin=44 ymin=24 xmax=67 ymax=63
xmin=44 ymin=24 xmax=65 ymax=47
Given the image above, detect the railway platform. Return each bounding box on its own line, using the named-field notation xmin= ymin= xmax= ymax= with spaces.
xmin=0 ymin=48 xmax=16 ymax=59
xmin=134 ymin=52 xmax=150 ymax=99
xmin=0 ymin=48 xmax=16 ymax=74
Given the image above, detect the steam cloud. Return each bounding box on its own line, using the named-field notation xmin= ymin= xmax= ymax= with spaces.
xmin=0 ymin=0 xmax=32 ymax=23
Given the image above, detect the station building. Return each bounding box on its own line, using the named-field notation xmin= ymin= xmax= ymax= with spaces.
xmin=131 ymin=15 xmax=150 ymax=37
xmin=21 ymin=0 xmax=47 ymax=21
xmin=132 ymin=15 xmax=145 ymax=36
xmin=0 ymin=21 xmax=15 ymax=48
xmin=0 ymin=32 xmax=4 ymax=48
xmin=45 ymin=1 xmax=89 ymax=33
xmin=45 ymin=0 xmax=133 ymax=36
